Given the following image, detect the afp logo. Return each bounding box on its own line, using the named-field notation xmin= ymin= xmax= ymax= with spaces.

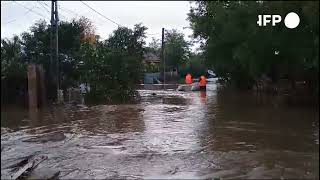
xmin=257 ymin=12 xmax=300 ymax=29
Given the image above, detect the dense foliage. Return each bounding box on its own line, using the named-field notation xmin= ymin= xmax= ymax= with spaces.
xmin=178 ymin=52 xmax=206 ymax=78
xmin=79 ymin=24 xmax=147 ymax=103
xmin=1 ymin=36 xmax=27 ymax=104
xmin=145 ymin=30 xmax=194 ymax=75
xmin=188 ymin=1 xmax=319 ymax=91
xmin=1 ymin=17 xmax=147 ymax=104
xmin=164 ymin=29 xmax=191 ymax=71
xmin=146 ymin=37 xmax=161 ymax=58
xmin=1 ymin=36 xmax=26 ymax=80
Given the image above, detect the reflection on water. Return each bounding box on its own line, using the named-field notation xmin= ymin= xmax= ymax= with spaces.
xmin=1 ymin=83 xmax=319 ymax=179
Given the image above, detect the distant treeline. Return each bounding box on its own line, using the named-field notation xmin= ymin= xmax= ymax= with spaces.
xmin=1 ymin=16 xmax=200 ymax=105
xmin=1 ymin=17 xmax=149 ymax=104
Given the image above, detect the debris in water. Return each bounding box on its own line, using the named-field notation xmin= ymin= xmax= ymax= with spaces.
xmin=9 ymin=155 xmax=47 ymax=180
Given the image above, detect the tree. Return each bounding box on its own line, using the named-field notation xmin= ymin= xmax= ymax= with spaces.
xmin=2 ymin=17 xmax=149 ymax=104
xmin=188 ymin=1 xmax=319 ymax=90
xmin=180 ymin=52 xmax=206 ymax=78
xmin=1 ymin=36 xmax=26 ymax=79
xmin=18 ymin=18 xmax=98 ymax=98
xmin=1 ymin=36 xmax=27 ymax=104
xmin=164 ymin=29 xmax=190 ymax=71
xmin=146 ymin=37 xmax=161 ymax=57
xmin=79 ymin=24 xmax=148 ymax=103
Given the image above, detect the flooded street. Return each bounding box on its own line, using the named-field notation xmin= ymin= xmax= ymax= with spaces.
xmin=1 ymin=83 xmax=319 ymax=179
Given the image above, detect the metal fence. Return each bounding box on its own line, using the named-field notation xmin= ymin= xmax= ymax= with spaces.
xmin=144 ymin=72 xmax=161 ymax=84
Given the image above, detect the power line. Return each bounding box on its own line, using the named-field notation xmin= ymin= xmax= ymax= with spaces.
xmin=59 ymin=5 xmax=108 ymax=27
xmin=146 ymin=33 xmax=161 ymax=36
xmin=37 ymin=1 xmax=50 ymax=13
xmin=41 ymin=1 xmax=67 ymax=22
xmin=32 ymin=2 xmax=51 ymax=20
xmin=2 ymin=6 xmax=36 ymax=26
xmin=3 ymin=19 xmax=17 ymax=25
xmin=40 ymin=1 xmax=66 ymax=21
xmin=40 ymin=1 xmax=50 ymax=9
xmin=57 ymin=5 xmax=68 ymax=21
xmin=13 ymin=1 xmax=47 ymax=19
xmin=14 ymin=1 xmax=67 ymax=23
xmin=59 ymin=6 xmax=80 ymax=18
xmin=80 ymin=1 xmax=121 ymax=27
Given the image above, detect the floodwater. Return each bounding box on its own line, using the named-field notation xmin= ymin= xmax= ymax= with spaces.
xmin=1 ymin=83 xmax=319 ymax=179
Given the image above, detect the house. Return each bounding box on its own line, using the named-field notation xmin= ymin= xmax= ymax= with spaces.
xmin=142 ymin=52 xmax=161 ymax=72
xmin=142 ymin=52 xmax=179 ymax=84
xmin=142 ymin=52 xmax=161 ymax=84
xmin=143 ymin=52 xmax=161 ymax=66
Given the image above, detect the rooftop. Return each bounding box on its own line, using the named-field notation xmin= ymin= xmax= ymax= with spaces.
xmin=143 ymin=52 xmax=160 ymax=62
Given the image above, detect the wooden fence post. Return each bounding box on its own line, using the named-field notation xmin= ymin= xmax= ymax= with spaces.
xmin=28 ymin=64 xmax=38 ymax=109
xmin=37 ymin=65 xmax=47 ymax=106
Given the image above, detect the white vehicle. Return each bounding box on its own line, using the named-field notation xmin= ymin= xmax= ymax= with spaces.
xmin=206 ymin=77 xmax=219 ymax=83
xmin=207 ymin=69 xmax=216 ymax=77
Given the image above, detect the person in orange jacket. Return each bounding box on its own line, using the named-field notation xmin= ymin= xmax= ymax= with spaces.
xmin=185 ymin=73 xmax=193 ymax=84
xmin=199 ymin=75 xmax=207 ymax=91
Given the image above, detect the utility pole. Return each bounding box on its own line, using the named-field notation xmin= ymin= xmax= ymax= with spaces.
xmin=51 ymin=0 xmax=60 ymax=103
xmin=161 ymin=28 xmax=165 ymax=89
xmin=50 ymin=1 xmax=54 ymax=78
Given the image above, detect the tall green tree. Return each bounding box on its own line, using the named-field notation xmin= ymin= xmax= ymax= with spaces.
xmin=164 ymin=29 xmax=191 ymax=71
xmin=1 ymin=36 xmax=26 ymax=79
xmin=188 ymin=1 xmax=319 ymax=90
xmin=2 ymin=17 xmax=148 ymax=104
xmin=79 ymin=24 xmax=148 ymax=103
xmin=179 ymin=52 xmax=206 ymax=78
xmin=19 ymin=17 xmax=97 ymax=98
xmin=145 ymin=37 xmax=161 ymax=57
xmin=1 ymin=36 xmax=27 ymax=104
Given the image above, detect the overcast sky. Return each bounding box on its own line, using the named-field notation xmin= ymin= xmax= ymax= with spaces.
xmin=1 ymin=1 xmax=199 ymax=51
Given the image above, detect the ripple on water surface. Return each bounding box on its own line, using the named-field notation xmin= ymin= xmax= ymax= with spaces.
xmin=1 ymin=84 xmax=319 ymax=179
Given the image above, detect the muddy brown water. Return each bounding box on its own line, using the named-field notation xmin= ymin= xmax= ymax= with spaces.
xmin=1 ymin=83 xmax=319 ymax=179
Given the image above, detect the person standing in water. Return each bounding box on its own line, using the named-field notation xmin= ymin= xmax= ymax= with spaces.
xmin=199 ymin=75 xmax=207 ymax=91
xmin=185 ymin=73 xmax=193 ymax=84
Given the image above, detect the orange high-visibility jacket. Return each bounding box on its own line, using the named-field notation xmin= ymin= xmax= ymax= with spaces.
xmin=199 ymin=76 xmax=207 ymax=87
xmin=185 ymin=74 xmax=193 ymax=84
